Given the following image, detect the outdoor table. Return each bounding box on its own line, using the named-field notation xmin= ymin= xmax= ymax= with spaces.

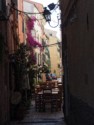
xmin=37 ymin=87 xmax=59 ymax=95
xmin=35 ymin=87 xmax=62 ymax=112
xmin=58 ymin=83 xmax=62 ymax=86
xmin=37 ymin=91 xmax=58 ymax=95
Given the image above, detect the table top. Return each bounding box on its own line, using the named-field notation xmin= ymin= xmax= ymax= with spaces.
xmin=37 ymin=88 xmax=59 ymax=95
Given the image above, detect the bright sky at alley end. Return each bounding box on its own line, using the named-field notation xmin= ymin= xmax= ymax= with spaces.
xmin=30 ymin=0 xmax=61 ymax=40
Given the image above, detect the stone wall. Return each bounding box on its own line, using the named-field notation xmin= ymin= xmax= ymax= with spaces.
xmin=60 ymin=0 xmax=94 ymax=124
xmin=66 ymin=95 xmax=94 ymax=125
xmin=0 ymin=22 xmax=10 ymax=125
xmin=63 ymin=0 xmax=94 ymax=108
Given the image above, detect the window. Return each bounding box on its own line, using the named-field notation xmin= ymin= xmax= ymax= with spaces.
xmin=22 ymin=20 xmax=24 ymax=33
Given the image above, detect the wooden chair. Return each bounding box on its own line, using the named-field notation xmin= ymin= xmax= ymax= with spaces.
xmin=43 ymin=87 xmax=52 ymax=111
xmin=51 ymin=93 xmax=59 ymax=112
xmin=51 ymin=92 xmax=62 ymax=112
xmin=35 ymin=93 xmax=44 ymax=112
xmin=40 ymin=83 xmax=46 ymax=89
xmin=58 ymin=84 xmax=63 ymax=103
xmin=35 ymin=85 xmax=42 ymax=94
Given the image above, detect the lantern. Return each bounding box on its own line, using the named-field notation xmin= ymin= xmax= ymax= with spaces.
xmin=43 ymin=7 xmax=51 ymax=22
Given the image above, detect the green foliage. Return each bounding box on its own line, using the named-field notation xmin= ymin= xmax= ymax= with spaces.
xmin=9 ymin=43 xmax=32 ymax=90
xmin=46 ymin=60 xmax=51 ymax=69
xmin=38 ymin=64 xmax=50 ymax=73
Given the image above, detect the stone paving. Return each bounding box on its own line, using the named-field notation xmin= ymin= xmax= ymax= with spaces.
xmin=9 ymin=100 xmax=66 ymax=125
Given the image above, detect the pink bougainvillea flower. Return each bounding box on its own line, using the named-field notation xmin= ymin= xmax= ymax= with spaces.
xmin=26 ymin=16 xmax=36 ymax=31
xmin=26 ymin=33 xmax=35 ymax=46
xmin=34 ymin=41 xmax=42 ymax=48
xmin=27 ymin=33 xmax=42 ymax=48
xmin=26 ymin=16 xmax=42 ymax=50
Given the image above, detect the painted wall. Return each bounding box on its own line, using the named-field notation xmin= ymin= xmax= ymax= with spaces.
xmin=0 ymin=0 xmax=18 ymax=124
xmin=23 ymin=0 xmax=45 ymax=66
xmin=18 ymin=0 xmax=24 ymax=43
xmin=45 ymin=29 xmax=61 ymax=77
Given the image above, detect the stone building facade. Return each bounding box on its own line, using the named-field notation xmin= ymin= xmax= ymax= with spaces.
xmin=0 ymin=0 xmax=19 ymax=124
xmin=45 ymin=29 xmax=61 ymax=77
xmin=60 ymin=0 xmax=94 ymax=124
xmin=0 ymin=21 xmax=10 ymax=125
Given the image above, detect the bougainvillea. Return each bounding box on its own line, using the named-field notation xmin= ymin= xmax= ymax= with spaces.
xmin=27 ymin=32 xmax=42 ymax=47
xmin=26 ymin=16 xmax=42 ymax=48
xmin=26 ymin=16 xmax=36 ymax=32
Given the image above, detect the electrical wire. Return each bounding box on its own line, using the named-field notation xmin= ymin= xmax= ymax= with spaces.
xmin=9 ymin=4 xmax=43 ymax=15
xmin=42 ymin=42 xmax=61 ymax=48
xmin=9 ymin=3 xmax=61 ymax=25
xmin=48 ymin=18 xmax=59 ymax=28
xmin=46 ymin=1 xmax=60 ymax=28
xmin=9 ymin=5 xmax=45 ymax=21
xmin=8 ymin=3 xmax=61 ymax=31
xmin=51 ymin=1 xmax=60 ymax=14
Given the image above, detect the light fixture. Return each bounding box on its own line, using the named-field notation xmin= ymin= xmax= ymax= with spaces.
xmin=48 ymin=3 xmax=56 ymax=10
xmin=43 ymin=7 xmax=51 ymax=22
xmin=48 ymin=17 xmax=60 ymax=28
xmin=43 ymin=3 xmax=60 ymax=28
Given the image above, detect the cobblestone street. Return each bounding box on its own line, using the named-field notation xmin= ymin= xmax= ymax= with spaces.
xmin=9 ymin=99 xmax=66 ymax=125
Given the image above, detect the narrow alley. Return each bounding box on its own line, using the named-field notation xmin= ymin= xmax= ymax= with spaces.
xmin=1 ymin=0 xmax=94 ymax=125
xmin=9 ymin=96 xmax=66 ymax=125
